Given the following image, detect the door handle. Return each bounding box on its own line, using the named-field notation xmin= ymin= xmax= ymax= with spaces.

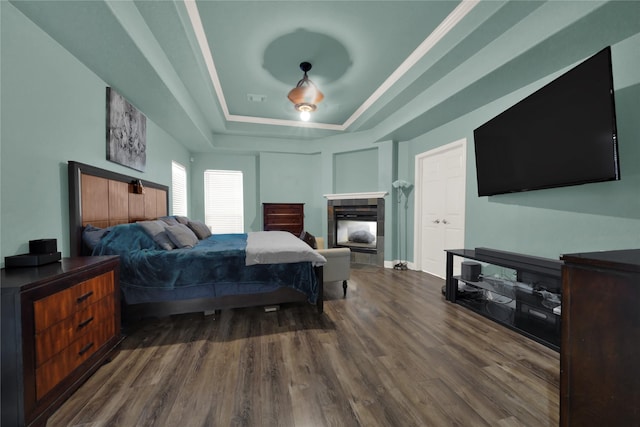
xmin=442 ymin=219 xmax=449 ymax=224
xmin=433 ymin=219 xmax=440 ymax=224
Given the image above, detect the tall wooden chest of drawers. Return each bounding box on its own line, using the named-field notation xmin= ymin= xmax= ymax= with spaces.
xmin=263 ymin=203 xmax=304 ymax=235
xmin=1 ymin=256 xmax=122 ymax=427
xmin=560 ymin=249 xmax=640 ymax=426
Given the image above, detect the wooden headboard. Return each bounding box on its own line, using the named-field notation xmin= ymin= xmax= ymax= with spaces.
xmin=68 ymin=161 xmax=169 ymax=256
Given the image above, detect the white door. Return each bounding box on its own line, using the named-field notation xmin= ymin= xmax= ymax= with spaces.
xmin=414 ymin=139 xmax=466 ymax=278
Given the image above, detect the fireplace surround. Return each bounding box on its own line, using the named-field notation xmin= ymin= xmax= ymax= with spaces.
xmin=326 ymin=193 xmax=386 ymax=266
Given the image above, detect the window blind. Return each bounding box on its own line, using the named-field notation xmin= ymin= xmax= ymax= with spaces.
xmin=171 ymin=161 xmax=188 ymax=217
xmin=204 ymin=169 xmax=244 ymax=233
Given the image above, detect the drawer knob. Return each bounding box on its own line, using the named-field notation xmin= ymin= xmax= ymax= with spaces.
xmin=78 ymin=342 xmax=94 ymax=356
xmin=77 ymin=316 xmax=94 ymax=329
xmin=76 ymin=291 xmax=94 ymax=304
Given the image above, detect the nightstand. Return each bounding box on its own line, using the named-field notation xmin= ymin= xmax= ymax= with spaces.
xmin=1 ymin=256 xmax=122 ymax=427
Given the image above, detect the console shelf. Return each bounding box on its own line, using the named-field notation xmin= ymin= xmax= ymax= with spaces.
xmin=445 ymin=248 xmax=562 ymax=351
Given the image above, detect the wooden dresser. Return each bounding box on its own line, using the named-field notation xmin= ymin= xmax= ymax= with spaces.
xmin=1 ymin=256 xmax=122 ymax=427
xmin=263 ymin=203 xmax=304 ymax=235
xmin=560 ymin=249 xmax=640 ymax=426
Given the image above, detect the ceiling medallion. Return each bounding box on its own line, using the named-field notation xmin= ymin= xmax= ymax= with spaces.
xmin=287 ymin=62 xmax=324 ymax=121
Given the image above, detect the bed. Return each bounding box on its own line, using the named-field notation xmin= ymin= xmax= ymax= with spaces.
xmin=68 ymin=161 xmax=325 ymax=319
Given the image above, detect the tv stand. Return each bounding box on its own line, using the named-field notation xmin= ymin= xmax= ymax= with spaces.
xmin=445 ymin=248 xmax=562 ymax=350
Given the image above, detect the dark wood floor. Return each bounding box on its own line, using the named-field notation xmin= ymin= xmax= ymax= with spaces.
xmin=48 ymin=265 xmax=559 ymax=427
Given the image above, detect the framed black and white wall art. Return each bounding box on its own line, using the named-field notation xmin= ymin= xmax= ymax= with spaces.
xmin=106 ymin=87 xmax=146 ymax=172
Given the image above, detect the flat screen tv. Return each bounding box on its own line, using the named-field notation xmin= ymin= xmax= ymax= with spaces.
xmin=473 ymin=46 xmax=620 ymax=197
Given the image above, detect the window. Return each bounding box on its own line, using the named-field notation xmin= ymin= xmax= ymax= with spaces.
xmin=204 ymin=169 xmax=244 ymax=233
xmin=171 ymin=161 xmax=188 ymax=217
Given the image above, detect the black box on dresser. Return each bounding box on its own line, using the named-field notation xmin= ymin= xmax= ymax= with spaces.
xmin=29 ymin=239 xmax=58 ymax=255
xmin=4 ymin=239 xmax=61 ymax=268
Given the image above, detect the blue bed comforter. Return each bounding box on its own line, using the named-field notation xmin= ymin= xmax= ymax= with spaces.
xmin=92 ymin=223 xmax=319 ymax=304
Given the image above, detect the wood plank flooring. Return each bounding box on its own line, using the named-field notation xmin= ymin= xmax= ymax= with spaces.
xmin=48 ymin=265 xmax=559 ymax=426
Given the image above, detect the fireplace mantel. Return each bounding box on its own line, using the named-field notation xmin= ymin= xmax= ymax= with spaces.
xmin=324 ymin=192 xmax=388 ymax=200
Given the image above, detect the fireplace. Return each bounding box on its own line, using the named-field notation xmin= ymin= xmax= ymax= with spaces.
xmin=326 ymin=194 xmax=386 ymax=266
xmin=335 ymin=206 xmax=378 ymax=252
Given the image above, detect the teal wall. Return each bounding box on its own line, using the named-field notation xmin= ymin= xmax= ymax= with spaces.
xmin=190 ymin=133 xmax=395 ymax=252
xmin=188 ymin=150 xmax=323 ymax=235
xmin=3 ymin=1 xmax=639 ymax=270
xmin=0 ymin=2 xmax=190 ymax=266
xmin=189 ymin=152 xmax=259 ymax=232
xmin=334 ymin=148 xmax=378 ymax=194
xmin=313 ymin=139 xmax=397 ymax=258
xmin=404 ymin=32 xmax=640 ymax=260
xmin=187 ymin=145 xmax=389 ymax=244
xmin=259 ymin=152 xmax=323 ymax=235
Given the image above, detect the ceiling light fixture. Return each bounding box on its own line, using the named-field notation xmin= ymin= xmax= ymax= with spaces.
xmin=287 ymin=62 xmax=324 ymax=121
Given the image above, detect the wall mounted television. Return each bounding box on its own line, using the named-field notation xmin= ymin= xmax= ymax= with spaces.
xmin=473 ymin=46 xmax=620 ymax=197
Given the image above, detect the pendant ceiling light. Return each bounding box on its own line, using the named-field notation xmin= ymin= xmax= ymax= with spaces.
xmin=287 ymin=62 xmax=324 ymax=121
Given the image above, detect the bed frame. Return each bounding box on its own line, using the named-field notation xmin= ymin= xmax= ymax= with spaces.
xmin=67 ymin=161 xmax=323 ymax=318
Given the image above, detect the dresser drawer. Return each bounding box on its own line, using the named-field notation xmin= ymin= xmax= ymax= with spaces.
xmin=264 ymin=224 xmax=303 ymax=234
xmin=1 ymin=256 xmax=121 ymax=427
xmin=35 ymin=318 xmax=115 ymax=400
xmin=263 ymin=203 xmax=304 ymax=235
xmin=264 ymin=213 xmax=303 ymax=226
xmin=264 ymin=205 xmax=303 ymax=216
xmin=33 ymin=271 xmax=114 ymax=332
xmin=35 ymin=295 xmax=115 ymax=366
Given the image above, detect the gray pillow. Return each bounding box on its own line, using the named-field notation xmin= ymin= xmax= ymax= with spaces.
xmin=158 ymin=216 xmax=180 ymax=226
xmin=165 ymin=224 xmax=199 ymax=248
xmin=137 ymin=220 xmax=175 ymax=250
xmin=187 ymin=220 xmax=212 ymax=240
xmin=175 ymin=216 xmax=189 ymax=225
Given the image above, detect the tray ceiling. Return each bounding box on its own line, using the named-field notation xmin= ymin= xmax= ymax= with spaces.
xmin=9 ymin=1 xmax=640 ymax=151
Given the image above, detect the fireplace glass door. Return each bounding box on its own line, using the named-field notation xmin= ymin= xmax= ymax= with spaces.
xmin=336 ymin=219 xmax=377 ymax=251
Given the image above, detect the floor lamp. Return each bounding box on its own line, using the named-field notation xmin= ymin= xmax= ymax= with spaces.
xmin=392 ymin=179 xmax=412 ymax=270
